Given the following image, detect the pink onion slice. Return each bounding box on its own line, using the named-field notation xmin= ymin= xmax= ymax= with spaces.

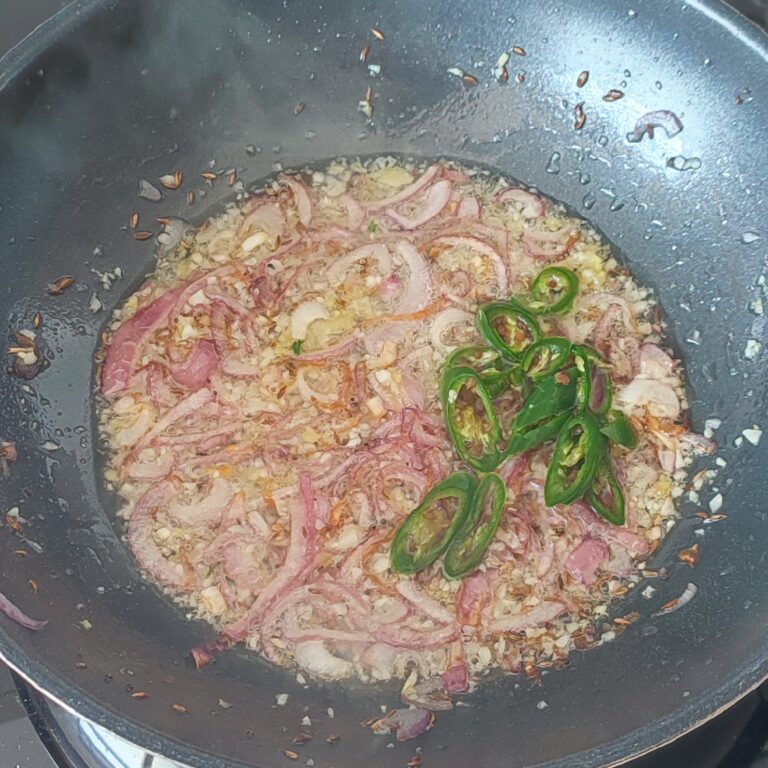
xmin=429 ymin=235 xmax=509 ymax=296
xmin=626 ymin=110 xmax=683 ymax=143
xmin=127 ymin=481 xmax=194 ymax=590
xmin=101 ymin=285 xmax=184 ymax=396
xmin=385 ymin=180 xmax=452 ymax=230
xmin=281 ymin=175 xmax=313 ymax=226
xmin=169 ymin=340 xmax=220 ymax=390
xmin=442 ymin=662 xmax=470 ymax=693
xmin=496 ymin=187 xmax=546 ymax=218
xmin=456 ymin=570 xmax=491 ymax=626
xmin=566 ymin=537 xmax=610 ymax=586
xmin=136 ymin=388 xmax=214 ymax=451
xmin=0 ymin=591 xmax=47 ymax=631
xmin=375 ymin=621 xmax=460 ymax=649
xmin=225 ymin=473 xmax=322 ymax=641
xmin=457 ymin=196 xmax=480 ymax=219
xmin=326 ymin=243 xmax=392 ymax=282
xmin=166 ymin=476 xmax=234 ymax=528
xmin=363 ymin=165 xmax=440 ymax=211
xmin=396 ymin=581 xmax=455 ymax=624
xmin=371 ymin=707 xmax=435 ymax=742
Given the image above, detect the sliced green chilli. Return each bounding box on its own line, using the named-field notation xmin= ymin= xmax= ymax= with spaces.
xmin=586 ymin=453 xmax=626 ymax=525
xmin=445 ymin=345 xmax=518 ymax=398
xmin=544 ymin=413 xmax=602 ymax=506
xmin=599 ymin=409 xmax=638 ymax=449
xmin=476 ymin=301 xmax=542 ymax=359
xmin=444 ymin=473 xmax=507 ymax=578
xmin=522 ymin=337 xmax=572 ymax=381
xmin=390 ymin=472 xmax=477 ymax=574
xmin=528 ymin=266 xmax=579 ymax=315
xmin=441 ymin=366 xmax=502 ymax=472
xmin=503 ymin=369 xmax=578 ymax=456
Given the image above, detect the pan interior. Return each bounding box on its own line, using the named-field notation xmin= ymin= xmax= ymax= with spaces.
xmin=0 ymin=1 xmax=767 ymax=767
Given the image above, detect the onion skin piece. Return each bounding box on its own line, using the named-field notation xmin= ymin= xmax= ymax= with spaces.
xmin=371 ymin=707 xmax=436 ymax=741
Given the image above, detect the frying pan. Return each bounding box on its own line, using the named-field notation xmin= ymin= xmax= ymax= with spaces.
xmin=0 ymin=1 xmax=767 ymax=766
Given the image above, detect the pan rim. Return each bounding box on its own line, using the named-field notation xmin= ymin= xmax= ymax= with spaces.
xmin=1 ymin=0 xmax=767 ymax=766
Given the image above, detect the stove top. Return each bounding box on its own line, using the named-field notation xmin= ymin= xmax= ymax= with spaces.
xmin=3 ymin=666 xmax=768 ymax=768
xmin=2 ymin=1 xmax=768 ymax=767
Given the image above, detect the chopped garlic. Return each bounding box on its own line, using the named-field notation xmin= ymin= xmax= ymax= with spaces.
xmin=242 ymin=231 xmax=269 ymax=252
xmin=709 ymin=493 xmax=723 ymax=514
xmin=200 ymin=585 xmax=226 ymax=616
xmin=744 ymin=339 xmax=762 ymax=360
xmin=743 ymin=427 xmax=762 ymax=446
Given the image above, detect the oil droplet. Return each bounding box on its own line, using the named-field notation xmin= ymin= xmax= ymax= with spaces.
xmin=741 ymin=231 xmax=761 ymax=244
xmin=628 ymin=8 xmax=638 ymax=17
xmin=667 ymin=155 xmax=702 ymax=172
xmin=655 ymin=81 xmax=663 ymax=90
xmin=579 ymin=171 xmax=592 ymax=185
xmin=597 ymin=135 xmax=609 ymax=147
xmin=609 ymin=198 xmax=626 ymax=212
xmin=672 ymin=32 xmax=679 ymax=40
xmin=545 ymin=152 xmax=561 ymax=174
xmin=582 ymin=192 xmax=596 ymax=209
xmin=704 ymin=57 xmax=712 ymax=66
xmin=624 ymin=69 xmax=632 ymax=77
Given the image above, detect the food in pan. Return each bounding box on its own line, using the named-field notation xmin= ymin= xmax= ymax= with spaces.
xmin=98 ymin=158 xmax=709 ymax=701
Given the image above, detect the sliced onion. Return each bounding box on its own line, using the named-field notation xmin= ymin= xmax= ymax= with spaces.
xmin=401 ymin=672 xmax=454 ymax=711
xmin=618 ymin=377 xmax=681 ymax=420
xmin=456 ymin=570 xmax=491 ymax=626
xmin=375 ymin=621 xmax=460 ymax=649
xmin=101 ymin=284 xmax=185 ymax=396
xmin=167 ymin=476 xmax=234 ymax=528
xmin=190 ymin=633 xmax=235 ymax=669
xmin=0 ymin=591 xmax=47 ymax=631
xmin=396 ymin=581 xmax=455 ymax=624
xmin=457 ymin=196 xmax=480 ymax=219
xmin=565 ymin=537 xmax=610 ymax=586
xmin=626 ymin=110 xmax=683 ymax=143
xmin=296 ymin=362 xmax=351 ymax=406
xmin=429 ymin=307 xmax=475 ymax=356
xmin=127 ymin=481 xmax=194 ymax=590
xmin=570 ymin=501 xmax=650 ymax=557
xmin=496 ymin=187 xmax=546 ymax=218
xmin=221 ymin=357 xmax=261 ymax=378
xmin=281 ymin=175 xmax=313 ymax=226
xmin=293 ymin=640 xmax=355 ymax=679
xmin=340 ymin=194 xmax=367 ymax=230
xmin=655 ymin=582 xmax=697 ymax=616
xmin=136 ymin=388 xmax=214 ymax=451
xmin=170 ymin=340 xmax=220 ymax=390
xmin=371 ymin=707 xmax=435 ymax=742
xmin=488 ymin=601 xmax=565 ymax=633
xmin=639 ymin=343 xmax=676 ymax=378
xmin=385 ymin=180 xmax=453 ymax=230
xmin=442 ymin=662 xmax=469 ymax=693
xmin=295 ymin=336 xmax=360 ymax=362
xmin=363 ymin=165 xmax=440 ymax=211
xmin=124 ymin=452 xmax=174 ymax=481
xmin=428 ymin=235 xmax=508 ymax=296
xmin=326 ymin=243 xmax=392 ymax=282
xmin=225 ymin=473 xmax=322 ymax=641
xmin=240 ymin=198 xmax=285 ymax=239
xmin=523 ymin=227 xmax=577 ymax=259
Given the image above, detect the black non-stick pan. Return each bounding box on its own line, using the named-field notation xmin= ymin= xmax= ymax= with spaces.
xmin=1 ymin=1 xmax=767 ymax=766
